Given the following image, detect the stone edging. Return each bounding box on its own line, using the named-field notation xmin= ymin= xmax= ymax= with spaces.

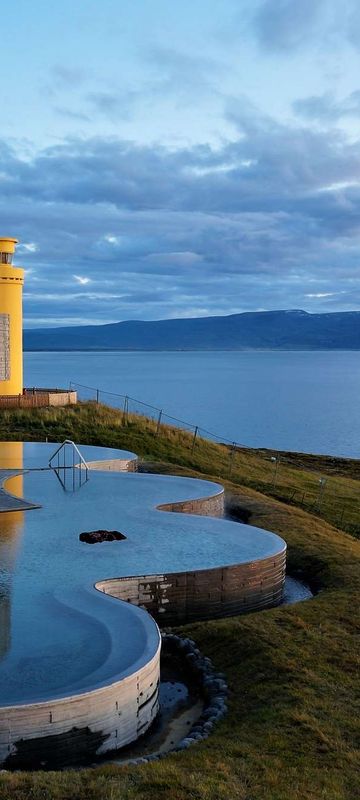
xmin=126 ymin=632 xmax=228 ymax=765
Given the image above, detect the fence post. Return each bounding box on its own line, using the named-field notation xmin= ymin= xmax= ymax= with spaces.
xmin=191 ymin=426 xmax=198 ymax=454
xmin=271 ymin=456 xmax=279 ymax=487
xmin=229 ymin=442 xmax=236 ymax=476
xmin=122 ymin=396 xmax=128 ymax=426
xmin=315 ymin=477 xmax=327 ymax=510
xmin=156 ymin=410 xmax=162 ymax=436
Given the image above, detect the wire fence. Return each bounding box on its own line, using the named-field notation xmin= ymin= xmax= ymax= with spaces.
xmin=69 ymin=381 xmax=240 ymax=450
xmin=69 ymin=380 xmax=360 ymax=538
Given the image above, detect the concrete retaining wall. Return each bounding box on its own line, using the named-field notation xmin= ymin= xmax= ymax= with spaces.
xmin=47 ymin=391 xmax=77 ymax=407
xmin=0 ymin=642 xmax=160 ymax=769
xmin=87 ymin=458 xmax=138 ymax=472
xmin=159 ymin=489 xmax=224 ymax=517
xmin=0 ymin=461 xmax=285 ymax=768
xmin=97 ymin=549 xmax=286 ymax=626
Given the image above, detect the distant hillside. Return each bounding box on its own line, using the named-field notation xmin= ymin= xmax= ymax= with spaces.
xmin=23 ymin=310 xmax=360 ymax=351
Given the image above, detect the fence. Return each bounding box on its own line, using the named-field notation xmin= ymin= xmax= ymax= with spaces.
xmin=69 ymin=381 xmax=240 ymax=451
xmin=69 ymin=381 xmax=360 ymax=538
xmin=0 ymin=389 xmax=76 ymax=408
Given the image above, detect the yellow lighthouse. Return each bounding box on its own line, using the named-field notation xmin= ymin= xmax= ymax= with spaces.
xmin=0 ymin=238 xmax=24 ymax=396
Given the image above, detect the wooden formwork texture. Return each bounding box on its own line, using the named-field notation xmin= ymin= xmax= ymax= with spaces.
xmin=0 ymin=644 xmax=160 ymax=768
xmin=97 ymin=547 xmax=286 ymax=626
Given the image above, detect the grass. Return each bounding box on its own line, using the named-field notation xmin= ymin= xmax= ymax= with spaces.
xmin=0 ymin=402 xmax=359 ymax=800
xmin=2 ymin=402 xmax=360 ymax=538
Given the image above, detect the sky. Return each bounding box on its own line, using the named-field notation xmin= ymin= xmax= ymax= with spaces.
xmin=3 ymin=0 xmax=360 ymax=327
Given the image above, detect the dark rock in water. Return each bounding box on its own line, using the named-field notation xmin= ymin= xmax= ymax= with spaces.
xmin=79 ymin=530 xmax=127 ymax=544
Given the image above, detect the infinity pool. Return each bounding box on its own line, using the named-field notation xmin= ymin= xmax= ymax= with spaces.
xmin=0 ymin=442 xmax=285 ymax=705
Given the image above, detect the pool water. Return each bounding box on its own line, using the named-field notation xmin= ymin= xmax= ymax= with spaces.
xmin=0 ymin=442 xmax=285 ymax=705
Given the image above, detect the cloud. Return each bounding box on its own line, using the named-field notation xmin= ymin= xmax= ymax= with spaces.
xmin=144 ymin=251 xmax=203 ymax=267
xmin=345 ymin=3 xmax=360 ymax=50
xmin=54 ymin=107 xmax=91 ymax=122
xmin=252 ymin=0 xmax=325 ymax=52
xmin=2 ymin=99 xmax=360 ymax=326
xmin=51 ymin=65 xmax=87 ymax=89
xmin=305 ymin=292 xmax=338 ymax=298
xmin=83 ymin=47 xmax=223 ymax=122
xmin=248 ymin=0 xmax=360 ymax=55
xmin=293 ymin=90 xmax=360 ymax=122
xmin=73 ymin=275 xmax=91 ymax=285
xmin=86 ymin=91 xmax=136 ymax=121
xmin=145 ymin=46 xmax=223 ymax=99
xmin=104 ymin=235 xmax=121 ymax=245
xmin=19 ymin=242 xmax=38 ymax=253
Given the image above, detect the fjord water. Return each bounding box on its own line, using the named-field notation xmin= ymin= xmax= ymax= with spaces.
xmin=24 ymin=350 xmax=360 ymax=458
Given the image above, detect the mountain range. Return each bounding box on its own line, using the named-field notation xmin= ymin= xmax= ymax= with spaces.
xmin=23 ymin=310 xmax=360 ymax=351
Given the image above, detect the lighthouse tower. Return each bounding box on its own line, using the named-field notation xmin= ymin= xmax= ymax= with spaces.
xmin=0 ymin=238 xmax=24 ymax=396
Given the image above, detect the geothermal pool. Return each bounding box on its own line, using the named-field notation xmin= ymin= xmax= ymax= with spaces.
xmin=0 ymin=441 xmax=286 ymax=767
xmin=0 ymin=442 xmax=285 ymax=703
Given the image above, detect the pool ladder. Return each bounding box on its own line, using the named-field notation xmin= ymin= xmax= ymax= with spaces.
xmin=49 ymin=440 xmax=89 ymax=492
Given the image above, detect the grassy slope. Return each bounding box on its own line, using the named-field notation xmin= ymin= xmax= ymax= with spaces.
xmin=0 ymin=403 xmax=359 ymax=800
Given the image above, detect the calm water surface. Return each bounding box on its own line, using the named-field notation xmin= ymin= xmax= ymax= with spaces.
xmin=0 ymin=443 xmax=282 ymax=701
xmin=24 ymin=350 xmax=360 ymax=457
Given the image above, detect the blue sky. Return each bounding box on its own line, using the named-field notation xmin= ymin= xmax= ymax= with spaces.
xmin=3 ymin=0 xmax=360 ymax=327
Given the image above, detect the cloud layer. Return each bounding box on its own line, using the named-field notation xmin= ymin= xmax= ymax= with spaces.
xmin=2 ymin=0 xmax=360 ymax=326
xmin=1 ymin=98 xmax=359 ymax=327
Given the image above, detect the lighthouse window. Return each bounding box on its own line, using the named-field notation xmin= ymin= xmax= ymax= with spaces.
xmin=0 ymin=253 xmax=12 ymax=264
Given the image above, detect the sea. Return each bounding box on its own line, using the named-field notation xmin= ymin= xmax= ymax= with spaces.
xmin=24 ymin=350 xmax=360 ymax=458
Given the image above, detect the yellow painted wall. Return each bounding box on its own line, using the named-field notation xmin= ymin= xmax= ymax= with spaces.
xmin=0 ymin=238 xmax=24 ymax=396
xmin=0 ymin=442 xmax=24 ymax=660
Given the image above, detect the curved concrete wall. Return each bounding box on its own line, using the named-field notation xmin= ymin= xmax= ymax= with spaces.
xmin=0 ymin=641 xmax=160 ymax=769
xmin=97 ymin=549 xmax=286 ymax=625
xmin=87 ymin=457 xmax=138 ymax=472
xmin=158 ymin=488 xmax=224 ymax=517
xmin=0 ymin=447 xmax=286 ymax=768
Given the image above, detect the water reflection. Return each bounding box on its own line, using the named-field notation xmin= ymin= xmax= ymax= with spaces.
xmin=0 ymin=443 xmax=24 ymax=660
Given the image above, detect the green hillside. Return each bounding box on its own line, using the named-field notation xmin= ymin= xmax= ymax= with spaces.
xmin=0 ymin=402 xmax=359 ymax=800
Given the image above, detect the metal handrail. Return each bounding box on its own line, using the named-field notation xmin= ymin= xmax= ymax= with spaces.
xmin=48 ymin=440 xmax=89 ymax=485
